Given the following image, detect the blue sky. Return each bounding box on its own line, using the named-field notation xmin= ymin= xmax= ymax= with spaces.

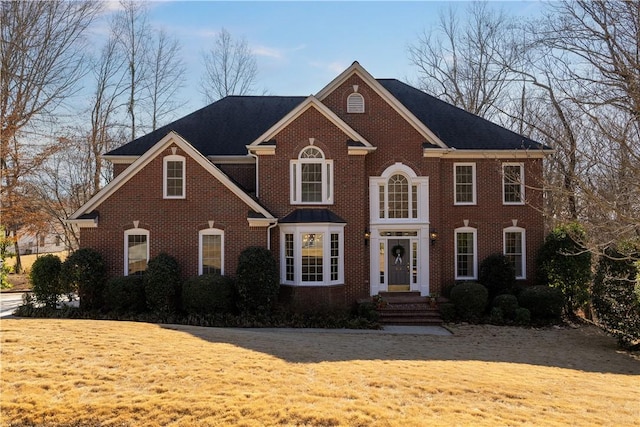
xmin=99 ymin=1 xmax=543 ymax=114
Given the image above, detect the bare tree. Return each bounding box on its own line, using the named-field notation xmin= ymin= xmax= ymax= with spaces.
xmin=408 ymin=1 xmax=517 ymax=120
xmin=200 ymin=28 xmax=258 ymax=103
xmin=147 ymin=28 xmax=186 ymax=131
xmin=112 ymin=0 xmax=151 ymax=140
xmin=0 ymin=0 xmax=101 ymax=271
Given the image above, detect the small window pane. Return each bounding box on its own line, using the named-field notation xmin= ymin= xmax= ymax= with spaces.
xmin=505 ymin=232 xmax=523 ymax=277
xmin=456 ymin=165 xmax=474 ymax=203
xmin=388 ymin=174 xmax=409 ymax=219
xmin=456 ymin=232 xmax=475 ymax=278
xmin=166 ymin=160 xmax=183 ymax=197
xmin=330 ymin=233 xmax=339 ymax=281
xmin=128 ymin=234 xmax=147 ymax=275
xmin=285 ymin=234 xmax=294 ymax=281
xmin=301 ymin=163 xmax=322 ymax=202
xmin=504 ymin=165 xmax=522 ymax=203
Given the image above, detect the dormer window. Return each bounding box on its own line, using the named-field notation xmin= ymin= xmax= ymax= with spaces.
xmin=290 ymin=146 xmax=333 ymax=204
xmin=347 ymin=93 xmax=365 ymax=113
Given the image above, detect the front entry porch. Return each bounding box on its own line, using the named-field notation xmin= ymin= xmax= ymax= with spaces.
xmin=375 ymin=291 xmax=442 ymax=325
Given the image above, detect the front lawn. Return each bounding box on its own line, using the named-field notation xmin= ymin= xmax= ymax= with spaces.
xmin=1 ymin=319 xmax=638 ymax=426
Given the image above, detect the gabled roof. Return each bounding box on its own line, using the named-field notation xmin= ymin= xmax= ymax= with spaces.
xmin=248 ymin=96 xmax=373 ymax=149
xmin=106 ymin=96 xmax=305 ymax=157
xmin=70 ymin=131 xmax=275 ymax=223
xmin=379 ymin=79 xmax=546 ymax=151
xmin=279 ymin=209 xmax=346 ymax=224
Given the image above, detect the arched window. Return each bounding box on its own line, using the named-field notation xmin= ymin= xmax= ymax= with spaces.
xmin=347 ymin=93 xmax=365 ymax=113
xmin=290 ymin=146 xmax=333 ymax=204
xmin=379 ymin=173 xmax=417 ymax=219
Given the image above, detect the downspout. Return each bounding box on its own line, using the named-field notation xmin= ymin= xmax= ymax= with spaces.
xmin=267 ymin=221 xmax=278 ymax=250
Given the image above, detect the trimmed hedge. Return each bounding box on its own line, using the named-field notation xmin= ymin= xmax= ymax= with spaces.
xmin=61 ymin=248 xmax=106 ymax=310
xmin=449 ymin=281 xmax=488 ymax=322
xmin=236 ymin=247 xmax=279 ymax=315
xmin=492 ymin=294 xmax=519 ymax=320
xmin=518 ymin=285 xmax=564 ymax=323
xmin=30 ymin=254 xmax=64 ymax=308
xmin=103 ymin=275 xmax=146 ymax=313
xmin=182 ymin=274 xmax=237 ymax=315
xmin=144 ymin=253 xmax=181 ymax=315
xmin=479 ymin=253 xmax=516 ymax=300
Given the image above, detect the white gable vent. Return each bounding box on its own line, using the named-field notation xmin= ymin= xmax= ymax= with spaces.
xmin=347 ymin=93 xmax=365 ymax=113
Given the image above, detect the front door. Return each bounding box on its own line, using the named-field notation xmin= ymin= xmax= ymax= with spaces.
xmin=388 ymin=239 xmax=410 ymax=291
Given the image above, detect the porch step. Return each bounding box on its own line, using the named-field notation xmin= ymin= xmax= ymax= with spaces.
xmin=375 ymin=292 xmax=443 ymax=326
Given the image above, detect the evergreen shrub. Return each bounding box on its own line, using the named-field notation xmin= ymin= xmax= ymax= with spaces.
xmin=492 ymin=294 xmax=519 ymax=320
xmin=61 ymin=248 xmax=106 ymax=310
xmin=30 ymin=254 xmax=63 ymax=308
xmin=518 ymin=285 xmax=564 ymax=323
xmin=144 ymin=253 xmax=181 ymax=315
xmin=182 ymin=274 xmax=237 ymax=315
xmin=235 ymin=247 xmax=279 ymax=315
xmin=478 ymin=253 xmax=516 ymax=300
xmin=103 ymin=275 xmax=146 ymax=313
xmin=449 ymin=281 xmax=488 ymax=322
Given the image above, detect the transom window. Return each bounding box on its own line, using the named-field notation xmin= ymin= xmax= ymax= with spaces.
xmin=280 ymin=225 xmax=344 ymax=285
xmin=504 ymin=226 xmax=526 ymax=279
xmin=503 ymin=163 xmax=524 ymax=204
xmin=124 ymin=228 xmax=149 ymax=276
xmin=199 ymin=228 xmax=224 ymax=275
xmin=164 ymin=154 xmax=185 ymax=199
xmin=455 ymin=227 xmax=477 ymax=280
xmin=290 ymin=146 xmax=333 ymax=204
xmin=454 ymin=163 xmax=476 ymax=205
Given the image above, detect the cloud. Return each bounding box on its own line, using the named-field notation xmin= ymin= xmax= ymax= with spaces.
xmin=252 ymin=44 xmax=306 ymax=61
xmin=309 ymin=61 xmax=349 ymax=74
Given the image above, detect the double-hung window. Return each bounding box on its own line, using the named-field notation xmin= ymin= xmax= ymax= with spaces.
xmin=379 ymin=174 xmax=418 ymax=219
xmin=164 ymin=155 xmax=185 ymax=199
xmin=199 ymin=228 xmax=224 ymax=275
xmin=454 ymin=163 xmax=476 ymax=205
xmin=455 ymin=227 xmax=477 ymax=280
xmin=280 ymin=225 xmax=344 ymax=285
xmin=124 ymin=228 xmax=149 ymax=276
xmin=503 ymin=163 xmax=524 ymax=204
xmin=504 ymin=227 xmax=526 ymax=279
xmin=291 ymin=147 xmax=333 ymax=204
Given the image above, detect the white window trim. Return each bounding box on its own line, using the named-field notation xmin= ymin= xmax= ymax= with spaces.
xmin=347 ymin=93 xmax=365 ymax=113
xmin=280 ymin=224 xmax=345 ymax=286
xmin=198 ymin=228 xmax=224 ymax=275
xmin=369 ymin=163 xmax=429 ymax=223
xmin=503 ymin=226 xmax=526 ymax=280
xmin=290 ymin=146 xmax=334 ymax=205
xmin=454 ymin=162 xmax=477 ymax=205
xmin=502 ymin=162 xmax=525 ymax=205
xmin=454 ymin=226 xmax=477 ymax=280
xmin=124 ymin=228 xmax=149 ymax=276
xmin=163 ymin=154 xmax=186 ymax=199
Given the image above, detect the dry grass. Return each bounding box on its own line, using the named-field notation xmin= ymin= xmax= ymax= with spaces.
xmin=1 ymin=319 xmax=638 ymax=426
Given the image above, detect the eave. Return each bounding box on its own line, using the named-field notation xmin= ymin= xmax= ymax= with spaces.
xmin=422 ymin=148 xmax=554 ymax=159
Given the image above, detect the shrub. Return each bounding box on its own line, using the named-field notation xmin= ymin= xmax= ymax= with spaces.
xmin=592 ymin=246 xmax=640 ymax=349
xmin=103 ymin=275 xmax=146 ymax=313
xmin=144 ymin=253 xmax=181 ymax=315
xmin=514 ymin=307 xmax=531 ymax=326
xmin=449 ymin=281 xmax=488 ymax=322
xmin=479 ymin=253 xmax=516 ymax=300
xmin=355 ymin=301 xmax=380 ymax=323
xmin=438 ymin=302 xmax=457 ymax=323
xmin=518 ymin=285 xmax=564 ymax=323
xmin=182 ymin=274 xmax=237 ymax=315
xmin=537 ymin=223 xmax=592 ymax=316
xmin=492 ymin=294 xmax=519 ymax=319
xmin=30 ymin=254 xmax=64 ymax=308
xmin=61 ymin=248 xmax=106 ymax=310
xmin=235 ymin=247 xmax=279 ymax=315
xmin=490 ymin=307 xmax=504 ymax=325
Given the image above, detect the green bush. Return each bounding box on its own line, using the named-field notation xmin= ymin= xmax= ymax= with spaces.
xmin=355 ymin=301 xmax=380 ymax=323
xmin=144 ymin=253 xmax=181 ymax=315
xmin=592 ymin=246 xmax=640 ymax=349
xmin=438 ymin=302 xmax=457 ymax=323
xmin=235 ymin=247 xmax=279 ymax=315
xmin=479 ymin=253 xmax=516 ymax=300
xmin=518 ymin=285 xmax=564 ymax=323
xmin=61 ymin=248 xmax=106 ymax=310
xmin=537 ymin=223 xmax=592 ymax=315
xmin=182 ymin=274 xmax=237 ymax=315
xmin=492 ymin=294 xmax=519 ymax=319
xmin=103 ymin=275 xmax=146 ymax=313
xmin=29 ymin=254 xmax=64 ymax=308
xmin=490 ymin=307 xmax=504 ymax=325
xmin=449 ymin=281 xmax=488 ymax=322
xmin=514 ymin=307 xmax=531 ymax=326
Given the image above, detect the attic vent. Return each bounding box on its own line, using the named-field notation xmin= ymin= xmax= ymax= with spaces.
xmin=347 ymin=93 xmax=365 ymax=113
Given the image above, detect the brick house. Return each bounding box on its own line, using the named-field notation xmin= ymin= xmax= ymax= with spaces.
xmin=68 ymin=62 xmax=551 ymax=309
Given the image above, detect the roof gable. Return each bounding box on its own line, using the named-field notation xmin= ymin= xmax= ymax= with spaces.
xmin=70 ymin=131 xmax=274 ymax=222
xmin=247 ymin=96 xmax=373 ymax=150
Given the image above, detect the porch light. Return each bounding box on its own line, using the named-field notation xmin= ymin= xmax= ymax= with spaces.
xmin=430 ymin=229 xmax=438 ymax=245
xmin=364 ymin=228 xmax=371 ymax=246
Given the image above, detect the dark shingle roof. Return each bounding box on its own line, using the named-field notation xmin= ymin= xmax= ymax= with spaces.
xmin=378 ymin=79 xmax=546 ymax=150
xmin=279 ymin=209 xmax=346 ymax=223
xmin=106 ymin=96 xmax=305 ymax=156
